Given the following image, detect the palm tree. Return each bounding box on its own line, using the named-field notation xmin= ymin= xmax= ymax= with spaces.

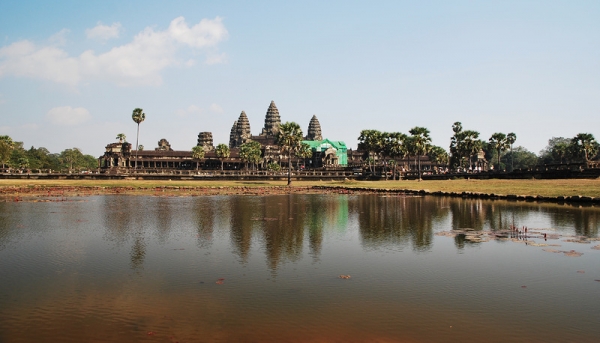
xmin=215 ymin=144 xmax=230 ymax=171
xmin=358 ymin=129 xmax=383 ymax=175
xmin=489 ymin=132 xmax=509 ymax=171
xmin=191 ymin=146 xmax=205 ymax=170
xmin=296 ymin=142 xmax=312 ymax=170
xmin=116 ymin=133 xmax=126 ymax=143
xmin=132 ymin=108 xmax=146 ymax=169
xmin=428 ymin=145 xmax=449 ymax=172
xmin=571 ymin=133 xmax=598 ymax=162
xmin=458 ymin=130 xmax=481 ymax=170
xmin=506 ymin=132 xmax=516 ymax=171
xmin=408 ymin=127 xmax=432 ymax=180
xmin=239 ymin=141 xmax=262 ymax=170
xmin=384 ymin=132 xmax=407 ymax=180
xmin=275 ymin=122 xmax=304 ymax=186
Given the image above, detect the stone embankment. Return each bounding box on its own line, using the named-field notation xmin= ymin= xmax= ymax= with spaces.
xmin=1 ymin=185 xmax=599 ymax=205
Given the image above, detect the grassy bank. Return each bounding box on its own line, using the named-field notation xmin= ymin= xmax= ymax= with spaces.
xmin=1 ymin=178 xmax=600 ymax=198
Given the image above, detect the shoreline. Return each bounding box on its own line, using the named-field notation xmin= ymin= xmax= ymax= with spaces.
xmin=2 ymin=183 xmax=600 ymax=205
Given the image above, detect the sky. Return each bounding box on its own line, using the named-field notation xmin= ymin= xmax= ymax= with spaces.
xmin=0 ymin=0 xmax=599 ymax=157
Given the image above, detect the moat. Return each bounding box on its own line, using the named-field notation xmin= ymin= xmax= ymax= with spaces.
xmin=1 ymin=194 xmax=599 ymax=342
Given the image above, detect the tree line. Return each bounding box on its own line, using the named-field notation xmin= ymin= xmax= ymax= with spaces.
xmin=0 ymin=135 xmax=97 ymax=172
xmin=358 ymin=122 xmax=599 ymax=175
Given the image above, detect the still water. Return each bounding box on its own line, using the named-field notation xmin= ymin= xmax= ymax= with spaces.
xmin=1 ymin=194 xmax=599 ymax=342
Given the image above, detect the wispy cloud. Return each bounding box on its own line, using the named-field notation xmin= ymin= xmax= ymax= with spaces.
xmin=86 ymin=22 xmax=122 ymax=41
xmin=175 ymin=105 xmax=203 ymax=117
xmin=46 ymin=106 xmax=91 ymax=125
xmin=0 ymin=16 xmax=229 ymax=86
xmin=209 ymin=103 xmax=223 ymax=113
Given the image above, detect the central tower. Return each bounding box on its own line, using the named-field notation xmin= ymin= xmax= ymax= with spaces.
xmin=260 ymin=100 xmax=281 ymax=137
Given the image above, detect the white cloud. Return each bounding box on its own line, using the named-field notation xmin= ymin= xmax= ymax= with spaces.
xmin=209 ymin=103 xmax=223 ymax=113
xmin=46 ymin=106 xmax=91 ymax=125
xmin=49 ymin=29 xmax=70 ymax=46
xmin=0 ymin=16 xmax=228 ymax=86
xmin=86 ymin=22 xmax=122 ymax=41
xmin=205 ymin=52 xmax=227 ymax=65
xmin=175 ymin=105 xmax=203 ymax=117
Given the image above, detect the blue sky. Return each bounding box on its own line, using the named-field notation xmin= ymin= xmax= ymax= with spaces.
xmin=1 ymin=0 xmax=599 ymax=157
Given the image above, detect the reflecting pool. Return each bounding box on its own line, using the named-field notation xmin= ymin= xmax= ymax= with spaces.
xmin=1 ymin=194 xmax=599 ymax=342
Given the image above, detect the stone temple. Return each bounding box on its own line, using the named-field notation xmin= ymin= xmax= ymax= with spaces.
xmin=98 ymin=100 xmax=349 ymax=172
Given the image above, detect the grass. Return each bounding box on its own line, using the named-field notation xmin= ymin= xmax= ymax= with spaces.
xmin=1 ymin=178 xmax=599 ymax=198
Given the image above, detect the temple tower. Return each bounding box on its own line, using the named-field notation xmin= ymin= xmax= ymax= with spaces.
xmin=260 ymin=101 xmax=281 ymax=137
xmin=305 ymin=115 xmax=323 ymax=141
xmin=229 ymin=111 xmax=252 ymax=148
xmin=197 ymin=132 xmax=214 ymax=151
xmin=229 ymin=120 xmax=238 ymax=148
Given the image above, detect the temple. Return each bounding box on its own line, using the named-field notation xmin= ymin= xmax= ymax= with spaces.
xmin=98 ymin=100 xmax=351 ymax=173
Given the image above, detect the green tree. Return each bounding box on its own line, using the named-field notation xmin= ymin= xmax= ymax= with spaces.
xmin=408 ymin=126 xmax=431 ymax=180
xmin=116 ymin=133 xmax=126 ymax=143
xmin=0 ymin=135 xmax=14 ymax=169
xmin=457 ymin=130 xmax=481 ymax=170
xmin=489 ymin=132 xmax=509 ymax=171
xmin=571 ymin=133 xmax=598 ymax=163
xmin=358 ymin=129 xmax=383 ymax=174
xmin=449 ymin=122 xmax=463 ymax=169
xmin=296 ymin=143 xmax=312 ymax=170
xmin=428 ymin=145 xmax=449 ymax=169
xmin=539 ymin=137 xmax=571 ymax=164
xmin=275 ymin=122 xmax=304 ymax=185
xmin=215 ymin=143 xmax=230 ymax=171
xmin=384 ymin=132 xmax=408 ymax=180
xmin=502 ymin=146 xmax=538 ymax=170
xmin=191 ymin=146 xmax=205 ymax=170
xmin=506 ymin=132 xmax=517 ymax=171
xmin=132 ymin=108 xmax=146 ymax=168
xmin=138 ymin=144 xmax=144 ymax=151
xmin=239 ymin=141 xmax=262 ymax=170
xmin=60 ymin=148 xmax=83 ymax=172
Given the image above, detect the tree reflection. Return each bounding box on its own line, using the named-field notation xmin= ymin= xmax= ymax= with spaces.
xmin=357 ymin=195 xmax=450 ymax=251
xmin=194 ymin=197 xmax=216 ymax=249
xmin=229 ymin=196 xmax=260 ymax=262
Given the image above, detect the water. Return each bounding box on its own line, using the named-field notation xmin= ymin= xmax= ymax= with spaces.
xmin=1 ymin=194 xmax=599 ymax=342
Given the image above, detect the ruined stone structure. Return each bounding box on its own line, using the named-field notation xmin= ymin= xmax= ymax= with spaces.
xmin=197 ymin=132 xmax=214 ymax=152
xmin=305 ymin=115 xmax=323 ymax=141
xmin=260 ymin=101 xmax=281 ymax=137
xmin=229 ymin=111 xmax=252 ymax=148
xmin=156 ymin=139 xmax=173 ymax=151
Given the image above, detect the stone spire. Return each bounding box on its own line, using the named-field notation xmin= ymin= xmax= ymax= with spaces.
xmin=197 ymin=132 xmax=214 ymax=151
xmin=229 ymin=111 xmax=252 ymax=148
xmin=260 ymin=100 xmax=281 ymax=137
xmin=229 ymin=120 xmax=238 ymax=148
xmin=306 ymin=115 xmax=323 ymax=141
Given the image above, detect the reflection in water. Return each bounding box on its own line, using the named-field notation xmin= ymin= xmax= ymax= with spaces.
xmin=1 ymin=195 xmax=600 ymax=343
xmin=356 ymin=195 xmax=450 ymax=251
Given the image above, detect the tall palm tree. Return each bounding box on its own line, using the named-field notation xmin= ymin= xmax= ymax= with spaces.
xmin=191 ymin=146 xmax=205 ymax=170
xmin=131 ymin=108 xmax=146 ymax=169
xmin=215 ymin=144 xmax=230 ymax=171
xmin=408 ymin=127 xmax=432 ymax=180
xmin=458 ymin=130 xmax=481 ymax=170
xmin=275 ymin=122 xmax=304 ymax=185
xmin=506 ymin=132 xmax=517 ymax=171
xmin=489 ymin=132 xmax=509 ymax=171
